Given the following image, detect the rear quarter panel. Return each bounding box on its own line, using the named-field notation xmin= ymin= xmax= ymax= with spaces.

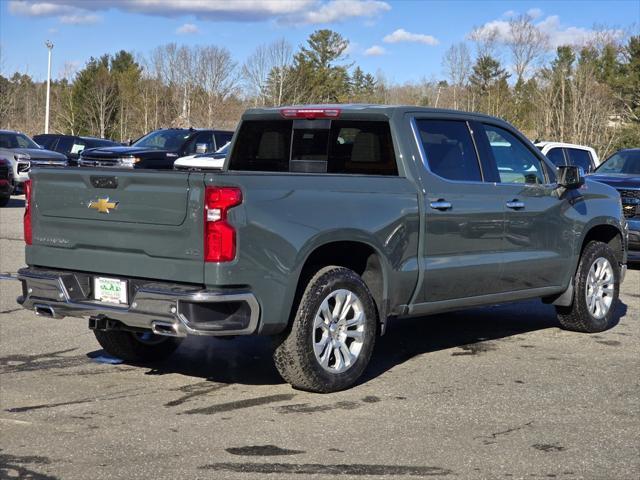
xmin=204 ymin=172 xmax=420 ymax=334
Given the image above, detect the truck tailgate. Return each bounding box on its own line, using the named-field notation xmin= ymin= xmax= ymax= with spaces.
xmin=27 ymin=168 xmax=205 ymax=284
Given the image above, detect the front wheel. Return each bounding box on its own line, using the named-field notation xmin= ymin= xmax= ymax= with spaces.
xmin=273 ymin=266 xmax=378 ymax=393
xmin=0 ymin=195 xmax=9 ymax=207
xmin=556 ymin=241 xmax=621 ymax=333
xmin=93 ymin=329 xmax=182 ymax=363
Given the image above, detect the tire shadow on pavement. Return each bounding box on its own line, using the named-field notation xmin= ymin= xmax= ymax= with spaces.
xmin=361 ymin=298 xmax=628 ymax=385
xmin=84 ymin=298 xmax=627 ymax=388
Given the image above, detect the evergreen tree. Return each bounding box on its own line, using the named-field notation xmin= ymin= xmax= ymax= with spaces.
xmin=289 ymin=29 xmax=351 ymax=103
xmin=469 ymin=55 xmax=510 ymax=115
xmin=349 ymin=66 xmax=376 ymax=101
xmin=469 ymin=55 xmax=510 ymax=94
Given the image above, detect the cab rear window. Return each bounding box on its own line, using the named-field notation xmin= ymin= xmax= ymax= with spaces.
xmin=229 ymin=120 xmax=397 ymax=175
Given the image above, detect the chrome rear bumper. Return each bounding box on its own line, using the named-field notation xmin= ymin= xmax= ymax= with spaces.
xmin=14 ymin=267 xmax=260 ymax=337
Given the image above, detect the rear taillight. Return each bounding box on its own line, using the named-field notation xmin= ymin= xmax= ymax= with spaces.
xmin=24 ymin=179 xmax=32 ymax=245
xmin=204 ymin=186 xmax=242 ymax=262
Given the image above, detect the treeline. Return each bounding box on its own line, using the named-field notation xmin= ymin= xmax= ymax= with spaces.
xmin=1 ymin=23 xmax=638 ymax=158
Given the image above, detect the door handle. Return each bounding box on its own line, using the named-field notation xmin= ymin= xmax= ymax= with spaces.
xmin=430 ymin=200 xmax=452 ymax=211
xmin=506 ymin=200 xmax=525 ymax=210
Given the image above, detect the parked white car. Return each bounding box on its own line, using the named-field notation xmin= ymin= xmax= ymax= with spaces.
xmin=535 ymin=141 xmax=599 ymax=173
xmin=173 ymin=142 xmax=229 ymax=170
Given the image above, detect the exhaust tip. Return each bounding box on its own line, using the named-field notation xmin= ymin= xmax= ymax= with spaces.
xmin=151 ymin=321 xmax=184 ymax=337
xmin=34 ymin=304 xmax=55 ymax=318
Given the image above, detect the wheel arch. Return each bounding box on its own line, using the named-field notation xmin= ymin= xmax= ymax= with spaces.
xmin=544 ymin=220 xmax=625 ymax=307
xmin=291 ymin=237 xmax=390 ymax=335
xmin=579 ymin=222 xmax=625 ymax=266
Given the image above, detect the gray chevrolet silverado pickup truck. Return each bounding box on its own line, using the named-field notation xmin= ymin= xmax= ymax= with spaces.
xmin=13 ymin=105 xmax=628 ymax=392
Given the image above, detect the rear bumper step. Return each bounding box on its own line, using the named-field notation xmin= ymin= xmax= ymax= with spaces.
xmin=15 ymin=267 xmax=260 ymax=337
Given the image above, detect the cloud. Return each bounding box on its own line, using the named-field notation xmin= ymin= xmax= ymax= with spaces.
xmin=176 ymin=23 xmax=199 ymax=34
xmin=537 ymin=15 xmax=624 ymax=47
xmin=59 ymin=13 xmax=100 ymax=25
xmin=470 ymin=14 xmax=624 ymax=49
xmin=8 ymin=0 xmax=75 ymax=16
xmin=502 ymin=10 xmax=517 ymax=18
xmin=527 ymin=8 xmax=543 ymax=19
xmin=364 ymin=45 xmax=385 ymax=56
xmin=288 ymin=0 xmax=390 ymax=25
xmin=8 ymin=0 xmax=391 ymax=24
xmin=383 ymin=28 xmax=439 ymax=45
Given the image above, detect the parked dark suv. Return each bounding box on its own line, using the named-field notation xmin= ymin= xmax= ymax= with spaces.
xmin=33 ymin=134 xmax=121 ymax=166
xmin=78 ymin=128 xmax=234 ymax=169
xmin=589 ymin=148 xmax=640 ymax=258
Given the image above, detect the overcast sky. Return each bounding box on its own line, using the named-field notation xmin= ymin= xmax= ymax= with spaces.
xmin=1 ymin=0 xmax=638 ymax=83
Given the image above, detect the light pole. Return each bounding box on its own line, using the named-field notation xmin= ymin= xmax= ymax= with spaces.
xmin=44 ymin=41 xmax=54 ymax=134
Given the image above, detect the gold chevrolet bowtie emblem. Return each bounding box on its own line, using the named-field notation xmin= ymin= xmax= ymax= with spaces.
xmin=88 ymin=198 xmax=118 ymax=214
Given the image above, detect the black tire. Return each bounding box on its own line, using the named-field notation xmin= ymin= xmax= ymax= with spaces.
xmin=556 ymin=241 xmax=620 ymax=333
xmin=273 ymin=266 xmax=378 ymax=393
xmin=93 ymin=329 xmax=182 ymax=363
xmin=0 ymin=195 xmax=9 ymax=207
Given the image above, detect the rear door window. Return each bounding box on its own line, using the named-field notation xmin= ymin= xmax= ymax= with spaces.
xmin=566 ymin=148 xmax=594 ymax=173
xmin=482 ymin=124 xmax=547 ymax=184
xmin=228 ymin=120 xmax=397 ymax=175
xmin=545 ymin=147 xmax=566 ymax=167
xmin=415 ymin=119 xmax=482 ymax=182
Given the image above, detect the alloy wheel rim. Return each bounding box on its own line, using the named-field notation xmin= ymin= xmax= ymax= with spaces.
xmin=312 ymin=289 xmax=366 ymax=374
xmin=585 ymin=257 xmax=615 ymax=320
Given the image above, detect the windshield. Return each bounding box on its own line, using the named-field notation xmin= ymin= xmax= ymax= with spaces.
xmin=133 ymin=129 xmax=193 ymax=150
xmin=595 ymin=150 xmax=640 ymax=175
xmin=0 ymin=132 xmax=41 ymax=149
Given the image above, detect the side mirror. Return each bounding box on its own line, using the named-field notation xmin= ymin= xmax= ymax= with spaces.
xmin=195 ymin=143 xmax=208 ymax=154
xmin=127 ymin=139 xmax=134 ymax=146
xmin=557 ymin=165 xmax=585 ymax=189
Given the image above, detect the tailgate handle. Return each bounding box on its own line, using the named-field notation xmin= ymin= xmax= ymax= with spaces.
xmin=90 ymin=176 xmax=118 ymax=189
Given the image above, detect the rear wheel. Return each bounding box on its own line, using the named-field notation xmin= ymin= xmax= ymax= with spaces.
xmin=556 ymin=241 xmax=620 ymax=333
xmin=273 ymin=266 xmax=377 ymax=393
xmin=93 ymin=329 xmax=182 ymax=363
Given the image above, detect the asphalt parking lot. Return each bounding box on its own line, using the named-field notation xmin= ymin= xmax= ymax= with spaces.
xmin=1 ymin=196 xmax=639 ymax=480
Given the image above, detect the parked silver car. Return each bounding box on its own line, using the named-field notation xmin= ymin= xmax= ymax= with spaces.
xmin=0 ymin=130 xmax=67 ymax=193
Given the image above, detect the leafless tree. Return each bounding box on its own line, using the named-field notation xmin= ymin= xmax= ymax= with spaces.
xmin=442 ymin=42 xmax=471 ymax=109
xmin=242 ymin=44 xmax=270 ymax=106
xmin=267 ymin=39 xmax=293 ymax=106
xmin=55 ymin=63 xmax=78 ymax=135
xmin=85 ymin=66 xmax=117 ymax=138
xmin=508 ymin=14 xmax=549 ymax=83
xmin=196 ymin=45 xmax=238 ymax=126
xmin=0 ymin=46 xmax=16 ymax=125
xmin=469 ymin=25 xmax=500 ymax=58
xmin=242 ymin=39 xmax=293 ymax=107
